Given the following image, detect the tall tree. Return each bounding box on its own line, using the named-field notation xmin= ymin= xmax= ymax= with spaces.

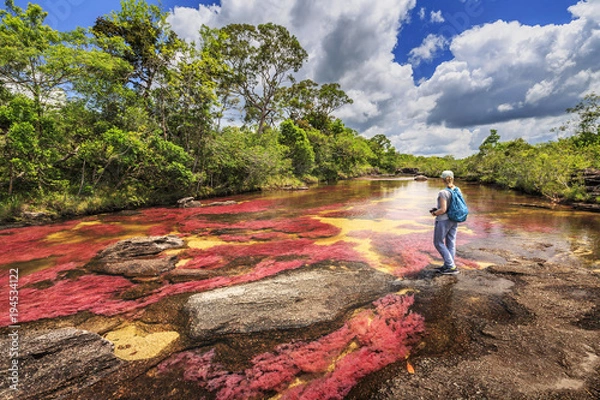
xmin=0 ymin=1 xmax=101 ymax=124
xmin=0 ymin=0 xmax=122 ymax=195
xmin=91 ymin=0 xmax=183 ymax=103
xmin=216 ymin=23 xmax=308 ymax=134
xmin=159 ymin=26 xmax=226 ymax=175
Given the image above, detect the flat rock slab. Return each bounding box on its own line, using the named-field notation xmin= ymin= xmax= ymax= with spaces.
xmin=0 ymin=328 xmax=122 ymax=400
xmin=185 ymin=263 xmax=396 ymax=341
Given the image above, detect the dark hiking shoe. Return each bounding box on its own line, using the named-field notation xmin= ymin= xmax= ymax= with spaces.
xmin=439 ymin=266 xmax=459 ymax=275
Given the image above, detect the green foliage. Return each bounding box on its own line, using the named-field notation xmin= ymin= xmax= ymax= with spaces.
xmin=397 ymin=154 xmax=457 ymax=177
xmin=279 ymin=120 xmax=315 ymax=176
xmin=203 ymin=127 xmax=289 ymax=193
xmin=368 ymin=134 xmax=399 ymax=173
xmin=563 ymin=93 xmax=600 ymax=147
xmin=458 ymin=125 xmax=595 ymax=202
xmin=280 ymin=80 xmax=353 ymax=131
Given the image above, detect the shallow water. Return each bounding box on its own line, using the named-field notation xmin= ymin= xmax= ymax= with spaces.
xmin=1 ymin=178 xmax=599 ymax=399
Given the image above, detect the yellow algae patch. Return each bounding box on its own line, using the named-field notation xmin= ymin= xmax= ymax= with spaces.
xmin=313 ymin=237 xmax=396 ymax=275
xmin=458 ymin=226 xmax=478 ymax=236
xmin=317 ymin=216 xmax=429 ymax=237
xmin=395 ymin=287 xmax=418 ymax=296
xmin=76 ymin=221 xmax=103 ymax=228
xmin=105 ymin=222 xmax=164 ymax=239
xmin=45 ymin=221 xmax=102 ymax=243
xmin=163 ymin=248 xmax=185 ymax=257
xmin=176 ymin=257 xmax=192 ymax=268
xmin=105 ymin=325 xmax=179 ymax=361
xmin=45 ymin=220 xmax=154 ymax=244
xmin=474 ymin=261 xmax=495 ymax=269
xmin=186 ymin=236 xmax=232 ymax=249
xmin=4 ymin=257 xmax=57 ymax=276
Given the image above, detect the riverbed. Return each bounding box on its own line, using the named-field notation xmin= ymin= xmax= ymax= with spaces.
xmin=1 ymin=178 xmax=599 ymax=399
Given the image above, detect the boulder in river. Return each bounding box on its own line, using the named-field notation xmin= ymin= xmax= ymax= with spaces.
xmin=87 ymin=235 xmax=184 ymax=279
xmin=96 ymin=235 xmax=184 ymax=260
xmin=89 ymin=256 xmax=179 ymax=278
xmin=184 ymin=262 xmax=397 ymax=341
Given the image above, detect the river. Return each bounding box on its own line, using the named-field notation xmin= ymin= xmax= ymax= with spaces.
xmin=1 ymin=177 xmax=598 ymax=399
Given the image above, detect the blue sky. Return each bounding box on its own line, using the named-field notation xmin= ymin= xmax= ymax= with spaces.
xmin=4 ymin=1 xmax=599 ymax=157
xmin=396 ymin=0 xmax=578 ymax=81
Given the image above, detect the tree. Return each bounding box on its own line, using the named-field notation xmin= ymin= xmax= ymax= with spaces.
xmin=565 ymin=93 xmax=600 ymax=147
xmin=0 ymin=1 xmax=107 ymax=126
xmin=478 ymin=129 xmax=500 ymax=155
xmin=281 ymin=80 xmax=353 ymax=130
xmin=216 ymin=23 xmax=308 ymax=134
xmin=157 ymin=26 xmax=226 ymax=176
xmin=0 ymin=1 xmax=112 ymax=196
xmin=91 ymin=0 xmax=183 ymax=106
xmin=0 ymin=95 xmax=40 ymax=195
xmin=368 ymin=134 xmax=398 ymax=173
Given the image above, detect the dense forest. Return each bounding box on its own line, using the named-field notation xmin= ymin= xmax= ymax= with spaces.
xmin=0 ymin=0 xmax=598 ymax=223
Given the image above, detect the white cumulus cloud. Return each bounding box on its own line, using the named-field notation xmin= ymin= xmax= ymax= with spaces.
xmin=409 ymin=34 xmax=449 ymax=66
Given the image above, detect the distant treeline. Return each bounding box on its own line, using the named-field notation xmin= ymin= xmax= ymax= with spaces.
xmin=398 ymin=93 xmax=600 ymax=204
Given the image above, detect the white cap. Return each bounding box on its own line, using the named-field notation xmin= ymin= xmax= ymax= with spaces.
xmin=440 ymin=170 xmax=454 ymax=179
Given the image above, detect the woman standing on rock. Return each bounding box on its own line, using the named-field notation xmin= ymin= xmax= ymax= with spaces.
xmin=430 ymin=170 xmax=460 ymax=275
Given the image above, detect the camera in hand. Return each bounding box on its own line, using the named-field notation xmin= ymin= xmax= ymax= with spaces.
xmin=429 ymin=207 xmax=437 ymax=213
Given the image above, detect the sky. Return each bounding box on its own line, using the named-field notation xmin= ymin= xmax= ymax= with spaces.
xmin=5 ymin=0 xmax=600 ymax=157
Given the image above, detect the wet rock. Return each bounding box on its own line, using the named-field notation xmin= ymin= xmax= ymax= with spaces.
xmin=414 ymin=174 xmax=428 ymax=181
xmin=97 ymin=235 xmax=184 ymax=260
xmin=185 ymin=263 xmax=396 ymax=341
xmin=165 ymin=268 xmax=219 ymax=283
xmin=0 ymin=328 xmax=122 ymax=400
xmin=90 ymin=256 xmax=178 ymax=278
xmin=573 ymin=202 xmax=600 ymax=212
xmin=87 ymin=235 xmax=184 ymax=279
xmin=177 ymin=197 xmax=201 ymax=208
xmin=203 ymin=200 xmax=237 ymax=207
xmin=281 ymin=185 xmax=309 ymax=191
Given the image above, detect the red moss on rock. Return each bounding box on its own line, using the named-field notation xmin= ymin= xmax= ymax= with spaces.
xmin=158 ymin=294 xmax=425 ymax=400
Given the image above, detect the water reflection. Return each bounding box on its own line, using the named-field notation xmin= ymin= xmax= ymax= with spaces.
xmin=1 ymin=178 xmax=598 ymax=276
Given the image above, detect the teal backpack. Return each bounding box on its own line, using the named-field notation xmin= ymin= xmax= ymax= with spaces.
xmin=446 ymin=187 xmax=469 ymax=222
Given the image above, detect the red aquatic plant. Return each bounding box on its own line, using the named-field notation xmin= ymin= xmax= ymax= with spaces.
xmin=0 ymin=271 xmax=135 ymax=326
xmin=158 ymin=294 xmax=425 ymax=400
xmin=0 ymin=221 xmax=79 ymax=265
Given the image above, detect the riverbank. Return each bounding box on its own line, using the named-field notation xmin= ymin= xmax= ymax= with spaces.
xmin=1 ymin=178 xmax=598 ymax=399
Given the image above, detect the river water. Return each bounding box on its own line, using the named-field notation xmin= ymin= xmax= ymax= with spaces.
xmin=1 ymin=178 xmax=598 ymax=399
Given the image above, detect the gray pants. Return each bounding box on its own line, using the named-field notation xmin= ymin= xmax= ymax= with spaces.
xmin=434 ymin=219 xmax=458 ymax=268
